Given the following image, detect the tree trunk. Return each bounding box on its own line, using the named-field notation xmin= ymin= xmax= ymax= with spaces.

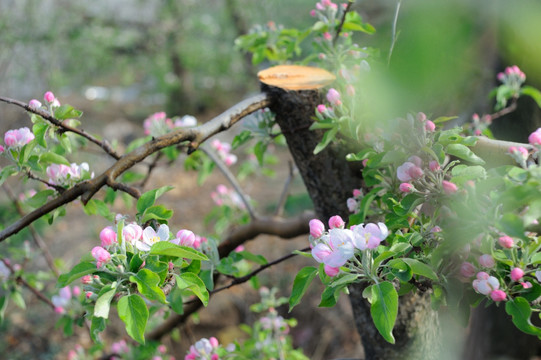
xmin=264 ymin=84 xmax=443 ymax=359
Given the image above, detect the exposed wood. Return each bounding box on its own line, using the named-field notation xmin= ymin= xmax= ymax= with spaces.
xmin=258 ymin=65 xmax=336 ymax=90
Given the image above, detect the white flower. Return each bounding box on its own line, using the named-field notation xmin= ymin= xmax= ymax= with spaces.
xmin=135 ymin=224 xmax=170 ymax=251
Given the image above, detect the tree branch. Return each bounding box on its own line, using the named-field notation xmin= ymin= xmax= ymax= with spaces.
xmin=333 ymin=1 xmax=355 ymax=46
xmin=0 ymin=93 xmax=270 ymax=242
xmin=0 ymin=96 xmax=121 ymax=160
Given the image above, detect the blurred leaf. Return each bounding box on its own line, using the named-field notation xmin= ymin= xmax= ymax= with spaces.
xmin=54 ymin=104 xmax=82 ymax=120
xmin=176 ymin=273 xmax=209 ymax=306
xmin=520 ymin=86 xmax=541 ymax=107
xmin=136 ymin=186 xmax=174 ymax=214
xmin=58 ymin=261 xmax=97 ymax=287
xmin=289 ymin=266 xmax=317 ymax=312
xmin=313 ymin=127 xmax=338 ymax=155
xmin=505 ymin=297 xmax=541 ymax=336
xmin=445 ymin=144 xmax=485 ymax=165
xmin=39 ymin=152 xmax=71 ymax=166
xmin=94 ymin=287 xmax=117 ymax=319
xmin=232 ymin=130 xmax=253 ymax=149
xmin=141 ymin=205 xmax=174 ymax=223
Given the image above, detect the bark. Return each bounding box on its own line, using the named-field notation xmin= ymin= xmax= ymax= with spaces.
xmin=263 ymin=84 xmax=443 ymax=359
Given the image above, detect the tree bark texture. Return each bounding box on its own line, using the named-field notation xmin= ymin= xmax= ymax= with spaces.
xmin=264 ymin=85 xmax=442 ymax=359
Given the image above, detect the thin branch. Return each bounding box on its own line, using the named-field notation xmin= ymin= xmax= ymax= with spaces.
xmin=26 ymin=171 xmax=66 ymax=193
xmin=333 ymin=1 xmax=354 ymax=46
xmin=200 ymin=146 xmax=257 ymax=220
xmin=147 ymin=211 xmax=312 ymax=340
xmin=0 ymin=93 xmax=270 ymax=242
xmin=387 ymin=0 xmax=402 ymax=66
xmin=138 ymin=152 xmax=163 ymax=189
xmin=489 ymin=98 xmax=518 ymax=121
xmin=2 ymin=184 xmax=60 ymax=276
xmin=274 ymin=161 xmax=296 ymax=216
xmin=0 ymin=259 xmax=55 ymax=309
xmin=0 ymin=96 xmax=121 ymax=160
xmin=106 ymin=179 xmax=141 ymax=199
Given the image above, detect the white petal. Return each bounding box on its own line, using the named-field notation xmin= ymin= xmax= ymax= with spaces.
xmin=157 ymin=224 xmax=170 ymax=241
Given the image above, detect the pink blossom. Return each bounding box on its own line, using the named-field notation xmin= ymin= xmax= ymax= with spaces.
xmin=521 ymin=281 xmax=532 ymax=289
xmin=328 ymin=215 xmax=345 ymax=229
xmin=510 ymin=267 xmax=524 ymax=282
xmin=51 ymin=286 xmax=72 ymax=311
xmin=44 ymin=91 xmax=55 ymax=103
xmin=123 ymin=223 xmax=143 ymax=244
xmin=326 ymin=88 xmax=341 ymax=106
xmin=352 ymin=222 xmax=388 ymax=250
xmin=429 ymin=161 xmax=440 ymax=172
xmin=460 ymin=262 xmax=476 ymax=278
xmin=478 ymin=254 xmax=495 ymax=268
xmin=81 ymin=275 xmax=92 ymax=284
xmin=209 ymin=337 xmax=219 ymax=348
xmin=472 ymin=272 xmax=499 ymax=295
xmin=309 ymin=219 xmax=325 ymax=238
xmin=312 ymin=229 xmax=355 ymax=267
xmin=4 ymin=127 xmax=35 ymax=147
xmin=171 ymin=229 xmax=196 ymax=247
xmin=498 ymin=235 xmax=514 ymax=248
xmin=100 ymin=226 xmax=117 ymax=247
xmin=29 ymin=99 xmax=42 ymax=109
xmin=110 ymin=340 xmax=129 ymax=354
xmin=310 ymin=9 xmax=316 ymax=16
xmin=352 ymin=189 xmax=362 ymax=197
xmin=442 ymin=180 xmax=458 ymax=194
xmin=408 ymin=155 xmax=423 ymax=167
xmin=174 ymin=115 xmax=197 ymax=128
xmin=528 ymin=128 xmax=541 ymax=145
xmin=317 ymin=104 xmax=327 ymax=113
xmin=490 ymin=289 xmax=506 ymax=302
xmin=72 ymin=286 xmax=81 ymax=297
xmin=91 ymin=246 xmax=111 ymax=268
xmin=397 ymin=162 xmax=424 ymax=182
xmin=399 ymin=182 xmax=414 ymax=193
xmin=324 ymin=265 xmax=340 ymax=277
xmin=417 ymin=112 xmax=427 ymax=122
xmin=425 ymin=120 xmax=436 ymax=132
xmin=347 ymin=197 xmax=358 ymax=212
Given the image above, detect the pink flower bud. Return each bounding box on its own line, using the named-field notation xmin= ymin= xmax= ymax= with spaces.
xmin=72 ymin=286 xmax=81 ymax=297
xmin=44 ymin=91 xmax=55 ymax=103
xmin=521 ymin=281 xmax=532 ymax=289
xmin=100 ymin=226 xmax=117 ymax=247
xmin=123 ymin=223 xmax=143 ymax=244
xmin=490 ymin=289 xmax=506 ymax=302
xmin=352 ymin=189 xmax=362 ymax=197
xmin=417 ymin=112 xmax=427 ymax=122
xmin=85 ymin=291 xmax=93 ymax=299
xmin=362 ymin=159 xmax=368 ymax=167
xmin=324 ymin=264 xmax=340 ymax=277
xmin=310 ymin=9 xmax=316 ymax=16
xmin=498 ymin=235 xmax=514 ymax=248
xmin=175 ymin=229 xmax=196 ymax=247
xmin=328 ymin=215 xmax=345 ymax=229
xmin=309 ymin=219 xmax=325 ymax=238
xmin=409 ymin=166 xmax=424 ymax=179
xmin=91 ymin=246 xmax=111 ymax=268
xmin=28 ymin=99 xmax=42 ymax=109
xmin=399 ymin=182 xmax=414 ymax=193
xmin=429 ymin=161 xmax=440 ymax=172
xmin=460 ymin=262 xmax=476 ymax=278
xmin=528 ymin=128 xmax=541 ymax=145
xmin=209 ymin=337 xmax=219 ymax=348
xmin=211 ymin=355 xmax=219 ymax=360
xmin=323 ymin=32 xmax=332 ymax=41
xmin=408 ymin=155 xmax=423 ymax=167
xmin=81 ymin=275 xmax=92 ymax=284
xmin=326 ymin=88 xmax=341 ymax=106
xmin=510 ymin=267 xmax=524 ymax=282
xmin=478 ymin=254 xmax=495 ymax=268
xmin=317 ymin=104 xmax=327 ymax=113
xmin=168 ymin=261 xmax=174 ymax=271
xmin=54 ymin=306 xmax=65 ymax=314
xmin=425 ymin=120 xmax=436 ymax=132
xmin=442 ymin=180 xmax=457 ymax=194
xmin=158 ymin=345 xmax=167 ymax=354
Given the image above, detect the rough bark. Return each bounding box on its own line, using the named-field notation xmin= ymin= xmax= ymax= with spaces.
xmin=263 ymin=84 xmax=442 ymax=359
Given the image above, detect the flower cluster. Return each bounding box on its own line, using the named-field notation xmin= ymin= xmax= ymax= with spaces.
xmin=185 ymin=337 xmax=221 ymax=360
xmin=309 ymin=215 xmax=388 ymax=277
xmin=210 ymin=184 xmax=245 ymax=210
xmin=46 ymin=162 xmax=93 ymax=187
xmin=346 ymin=188 xmax=363 ymax=213
xmin=210 ymin=139 xmax=237 ymax=166
xmin=143 ymin=112 xmax=198 ymax=137
xmin=51 ymin=285 xmax=81 ymax=314
xmin=497 ymin=65 xmax=526 ymax=90
xmin=4 ymin=127 xmax=35 ymax=148
xmin=29 ymin=91 xmax=61 ymax=111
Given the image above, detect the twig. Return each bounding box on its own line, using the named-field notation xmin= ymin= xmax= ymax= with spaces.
xmin=200 ymin=146 xmax=257 ymax=220
xmin=0 ymin=96 xmax=121 ymax=160
xmin=106 ymin=178 xmax=141 ymax=199
xmin=0 ymin=259 xmax=55 ymax=309
xmin=387 ymin=0 xmax=402 ymax=66
xmin=139 ymin=152 xmax=163 ymax=189
xmin=274 ymin=161 xmax=296 ymax=216
xmin=2 ymin=184 xmax=60 ymax=276
xmin=333 ymin=1 xmax=354 ymax=46
xmin=26 ymin=171 xmax=66 ymax=193
xmin=489 ymin=99 xmax=518 ymax=121
xmin=0 ymin=93 xmax=270 ymax=242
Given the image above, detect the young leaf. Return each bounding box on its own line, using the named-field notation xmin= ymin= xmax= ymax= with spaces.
xmin=141 ymin=205 xmax=174 ymax=223
xmin=117 ymin=294 xmax=148 ymax=344
xmin=319 ymin=285 xmax=344 ymax=307
xmin=94 ymin=287 xmax=117 ymax=319
xmin=401 ymin=258 xmax=438 ymax=280
xmin=289 ymin=266 xmax=318 ymax=312
xmin=370 ymin=281 xmax=398 ymax=344
xmin=136 ymin=186 xmax=174 ymax=214
xmin=505 ymin=297 xmax=541 ymax=336
xmin=150 ymin=242 xmax=208 ymax=261
xmin=90 ymin=316 xmax=107 ymax=343
xmin=175 ymin=273 xmax=209 ymax=306
xmin=58 ymin=262 xmax=97 ymax=287
xmin=129 ymin=269 xmax=167 ymax=304
xmin=445 ymin=144 xmax=485 ymax=165
xmin=54 ymin=104 xmax=83 ymax=120
xmin=39 ymin=152 xmax=71 ymax=166
xmin=313 ymin=127 xmax=338 ymax=155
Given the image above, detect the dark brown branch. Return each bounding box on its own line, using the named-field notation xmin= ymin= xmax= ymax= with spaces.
xmin=147 ymin=211 xmax=312 ymax=340
xmin=274 ymin=161 xmax=296 ymax=216
xmin=0 ymin=93 xmax=270 ymax=242
xmin=139 ymin=152 xmax=163 ymax=189
xmin=26 ymin=171 xmax=66 ymax=193
xmin=106 ymin=179 xmax=141 ymax=199
xmin=2 ymin=184 xmax=59 ymax=276
xmin=0 ymin=96 xmax=121 ymax=160
xmin=333 ymin=0 xmax=354 ymax=46
xmin=489 ymin=99 xmax=518 ymax=121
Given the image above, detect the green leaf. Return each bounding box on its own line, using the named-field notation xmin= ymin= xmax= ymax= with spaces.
xmin=150 ymin=242 xmax=208 ymax=261
xmin=168 ymin=281 xmax=185 ymax=315
xmin=144 ymin=256 xmax=169 ymax=285
xmin=94 ymin=287 xmax=117 ymax=319
xmin=433 ymin=116 xmax=458 ymax=124
xmin=401 ymin=258 xmax=438 ymax=280
xmin=370 ymin=282 xmax=398 ymax=344
xmin=129 ymin=269 xmax=167 ymax=304
xmin=319 ymin=285 xmax=344 ymax=307
xmin=0 ymin=296 xmax=7 ymax=323
xmin=342 ymin=12 xmax=375 ymax=34
xmin=313 ymin=127 xmax=338 ymax=155
xmin=58 ymin=262 xmax=97 ymax=287
xmin=254 ymin=141 xmax=267 ymax=166
xmin=232 ymin=130 xmax=253 ymax=149
xmin=90 ymin=316 xmax=107 ymax=343
xmin=33 ymin=122 xmax=49 ymax=148
xmin=54 ymin=104 xmax=83 ymax=120
xmin=498 ymin=213 xmax=526 ymax=240
xmin=445 ymin=144 xmax=485 ymax=165
xmin=129 ymin=252 xmax=144 ymax=272
xmin=141 ymin=205 xmax=174 ymax=223
xmin=136 ymin=186 xmax=174 ymax=214
xmin=235 ymin=251 xmax=268 ymax=265
xmin=39 ymin=152 xmax=71 ymax=166
xmin=25 ymin=190 xmax=54 ymax=208
xmin=82 ymin=199 xmax=114 ymax=221
xmin=117 ymin=294 xmax=148 ymax=344
xmin=520 ymin=86 xmax=541 ymax=107
xmin=176 ymin=273 xmax=209 ymax=306
xmin=505 ymin=297 xmax=541 ymax=336
xmin=11 ymin=290 xmax=25 ymax=310
xmin=0 ymin=165 xmax=18 ymax=186
xmin=289 ymin=266 xmax=318 ymax=312
xmin=388 ymin=259 xmax=413 ymax=282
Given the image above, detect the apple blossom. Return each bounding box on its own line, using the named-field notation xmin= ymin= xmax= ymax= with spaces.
xmin=123 ymin=223 xmax=143 ymax=244
xmin=323 ymin=32 xmax=332 ymax=41
xmin=174 ymin=115 xmax=197 ymax=128
xmin=91 ymin=246 xmax=111 ymax=268
xmin=309 ymin=219 xmax=325 ymax=238
xmin=326 ymin=88 xmax=341 ymax=106
xmin=100 ymin=226 xmax=117 ymax=247
xmin=498 ymin=235 xmax=514 ymax=248
xmin=28 ymin=99 xmax=42 ymax=109
xmin=399 ymin=182 xmax=414 ymax=193
xmin=510 ymin=267 xmax=524 ymax=282
xmin=442 ymin=180 xmax=458 ymax=194
xmin=312 ymin=229 xmax=355 ymax=267
xmin=44 ymin=91 xmax=55 ymax=103
xmin=528 ymin=128 xmax=541 ymax=145
xmin=429 ymin=161 xmax=440 ymax=172
xmin=328 ymin=215 xmax=345 ymax=229
xmin=352 ymin=222 xmax=388 ymax=250
xmin=425 ymin=120 xmax=436 ymax=132
xmin=324 ymin=264 xmax=340 ymax=277
xmin=521 ymin=282 xmax=533 ymax=289
xmin=397 ymin=162 xmax=424 ymax=182
xmin=478 ymin=254 xmax=495 ymax=268
xmin=136 ymin=224 xmax=170 ymax=251
xmin=460 ymin=262 xmax=476 ymax=278
xmin=490 ymin=290 xmax=506 ymax=302
xmin=171 ymin=229 xmax=196 ymax=247
xmin=417 ymin=112 xmax=427 ymax=122
xmin=472 ymin=272 xmax=499 ymax=295
xmin=81 ymin=275 xmax=92 ymax=284
xmin=4 ymin=127 xmax=35 ymax=147
xmin=408 ymin=155 xmax=423 ymax=167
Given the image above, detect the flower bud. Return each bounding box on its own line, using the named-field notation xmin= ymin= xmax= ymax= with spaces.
xmin=417 ymin=112 xmax=427 ymax=122
xmin=478 ymin=254 xmax=495 ymax=268
xmin=528 ymin=128 xmax=541 ymax=145
xmin=309 ymin=219 xmax=325 ymax=238
xmin=498 ymin=235 xmax=514 ymax=248
xmin=100 ymin=226 xmax=117 ymax=247
xmin=425 ymin=120 xmax=436 ymax=132
xmin=175 ymin=229 xmax=196 ymax=247
xmin=326 ymin=88 xmax=341 ymax=106
xmin=510 ymin=267 xmax=524 ymax=282
xmin=442 ymin=180 xmax=457 ymax=194
xmin=44 ymin=91 xmax=55 ymax=103
xmin=317 ymin=104 xmax=327 ymax=113
xmin=460 ymin=262 xmax=476 ymax=278
xmin=209 ymin=337 xmax=219 ymax=348
xmin=324 ymin=264 xmax=340 ymax=277
xmin=429 ymin=160 xmax=440 ymax=172
xmin=81 ymin=275 xmax=92 ymax=284
xmin=328 ymin=215 xmax=345 ymax=229
xmin=29 ymin=99 xmax=42 ymax=109
xmin=490 ymin=289 xmax=506 ymax=302
xmin=399 ymin=182 xmax=414 ymax=193
xmin=91 ymin=246 xmax=111 ymax=268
